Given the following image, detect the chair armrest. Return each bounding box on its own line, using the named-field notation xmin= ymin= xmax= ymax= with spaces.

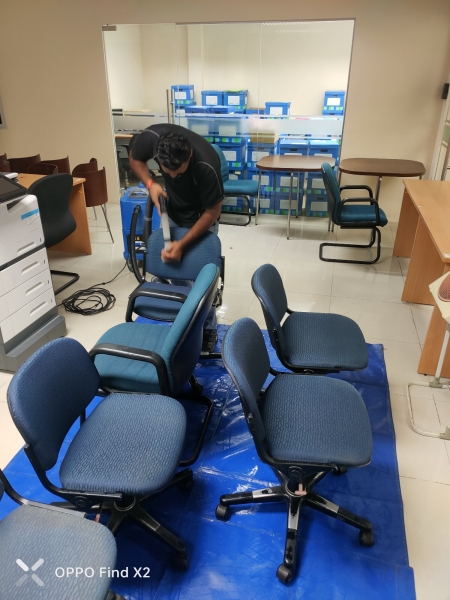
xmin=126 ymin=286 xmax=188 ymax=322
xmin=337 ymin=197 xmax=381 ymax=223
xmin=340 ymin=184 xmax=374 ymax=198
xmin=89 ymin=343 xmax=171 ymax=395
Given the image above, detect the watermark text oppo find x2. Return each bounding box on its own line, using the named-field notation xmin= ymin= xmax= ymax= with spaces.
xmin=55 ymin=566 xmax=151 ymax=579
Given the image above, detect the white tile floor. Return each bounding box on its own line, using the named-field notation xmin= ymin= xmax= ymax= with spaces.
xmin=1 ymin=204 xmax=449 ymax=599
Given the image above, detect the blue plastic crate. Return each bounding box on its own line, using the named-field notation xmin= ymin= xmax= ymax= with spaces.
xmin=201 ymin=90 xmax=224 ymax=106
xmin=275 ymin=172 xmax=303 ymax=193
xmin=186 ymin=116 xmax=216 ymax=136
xmin=184 ymin=105 xmax=209 ymax=114
xmin=120 ymin=187 xmax=160 ymax=260
xmin=222 ymin=196 xmax=255 ymax=212
xmin=246 ymin=108 xmax=265 ymax=115
xmin=309 ymin=139 xmax=340 ymax=161
xmin=174 ymin=99 xmax=196 ymax=107
xmin=247 ymin=142 xmax=276 ymax=167
xmin=305 ymin=194 xmax=328 ymax=217
xmin=278 ymin=138 xmax=309 ymax=156
xmin=265 ymin=102 xmax=291 ymax=116
xmin=322 ymin=90 xmax=345 ymax=115
xmin=214 ymin=135 xmax=247 ymax=145
xmin=275 ymin=193 xmax=298 ymax=216
xmin=306 ymin=173 xmax=326 ymax=194
xmin=257 ymin=191 xmax=276 ymax=214
xmin=228 ymin=166 xmax=248 ymax=181
xmin=223 ymin=90 xmax=248 ymax=110
xmin=248 ymin=167 xmax=275 ymax=191
xmin=218 ymin=142 xmax=247 ymax=164
xmin=212 ymin=116 xmax=245 ymax=136
xmin=171 ymin=84 xmax=194 ymax=102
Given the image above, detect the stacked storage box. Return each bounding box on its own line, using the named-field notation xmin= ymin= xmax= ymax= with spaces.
xmin=322 ymin=90 xmax=345 ymax=116
xmin=221 ymin=165 xmax=250 ymax=213
xmin=171 ymin=84 xmax=195 ymax=107
xmin=247 ymin=137 xmax=277 ymax=214
xmin=305 ymin=138 xmax=340 ymax=217
xmin=201 ymin=90 xmax=224 ymax=106
xmin=223 ymin=90 xmax=248 ymax=111
xmin=265 ymin=102 xmax=291 ymax=116
xmin=276 ymin=137 xmax=309 ymax=216
xmin=215 ymin=132 xmax=249 ymax=213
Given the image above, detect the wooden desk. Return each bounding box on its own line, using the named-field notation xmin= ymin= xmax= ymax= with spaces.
xmin=339 ymin=158 xmax=425 ymax=201
xmin=255 ymin=155 xmax=336 ymax=239
xmin=18 ymin=173 xmax=92 ymax=255
xmin=393 ymin=179 xmax=450 ymax=376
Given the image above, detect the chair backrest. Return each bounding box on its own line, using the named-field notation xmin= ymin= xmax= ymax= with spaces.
xmin=251 ymin=264 xmax=288 ymax=353
xmin=161 ymin=263 xmax=219 ymax=393
xmin=146 ymin=227 xmax=222 ymax=281
xmin=7 ymin=338 xmax=101 ymax=472
xmin=321 ymin=162 xmax=341 ymax=223
xmin=27 ymin=162 xmax=58 ymax=175
xmin=8 ymin=154 xmax=41 ymax=173
xmin=222 ymin=318 xmax=269 ymax=444
xmin=211 ymin=144 xmax=229 ymax=184
xmin=0 ymin=153 xmax=6 ymax=161
xmin=41 ymin=156 xmax=71 ymax=174
xmin=72 ymin=158 xmax=98 ymax=176
xmin=77 ymin=167 xmax=108 ymax=208
xmin=0 ymin=159 xmax=10 ymax=172
xmin=28 ymin=173 xmax=76 ymax=248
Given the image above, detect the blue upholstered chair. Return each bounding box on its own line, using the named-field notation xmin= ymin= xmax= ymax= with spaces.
xmin=320 ymin=162 xmax=388 ymax=264
xmin=217 ymin=317 xmax=374 ymax=584
xmin=212 ymin=144 xmax=258 ymax=226
xmin=91 ymin=263 xmax=220 ymax=465
xmin=6 ymin=337 xmax=192 ymax=570
xmin=127 ymin=226 xmax=224 ymax=322
xmin=0 ymin=471 xmax=122 ymax=600
xmin=251 ymin=263 xmax=368 ymax=374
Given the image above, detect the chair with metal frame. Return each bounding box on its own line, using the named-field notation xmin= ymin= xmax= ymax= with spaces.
xmin=320 ymin=162 xmax=388 ymax=264
xmin=217 ymin=317 xmax=374 ymax=584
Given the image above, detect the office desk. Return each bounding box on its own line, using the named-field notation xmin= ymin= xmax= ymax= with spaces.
xmin=18 ymin=173 xmax=92 ymax=255
xmin=255 ymin=155 xmax=336 ymax=239
xmin=393 ymin=179 xmax=450 ymax=377
xmin=339 ymin=158 xmax=425 ymax=201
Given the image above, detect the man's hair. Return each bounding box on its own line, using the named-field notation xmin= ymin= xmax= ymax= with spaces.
xmin=156 ymin=132 xmax=191 ymax=170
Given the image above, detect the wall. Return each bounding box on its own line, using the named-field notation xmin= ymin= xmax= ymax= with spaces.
xmin=0 ymin=0 xmax=449 ymax=213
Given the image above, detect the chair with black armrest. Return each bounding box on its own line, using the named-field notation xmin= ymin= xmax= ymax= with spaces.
xmin=91 ymin=263 xmax=219 ymax=466
xmin=0 ymin=158 xmax=11 ymax=172
xmin=8 ymin=154 xmax=41 ymax=174
xmin=320 ymin=162 xmax=388 ymax=264
xmin=72 ymin=164 xmax=113 ymax=243
xmin=217 ymin=317 xmax=374 ymax=584
xmin=6 ymin=336 xmax=192 ymax=571
xmin=40 ymin=156 xmax=71 ymax=174
xmin=27 ymin=173 xmax=80 ymax=295
xmin=27 ymin=162 xmax=58 ymax=175
xmin=251 ymin=263 xmax=368 ymax=374
xmin=211 ymin=143 xmax=258 ymax=226
xmin=0 ymin=466 xmax=125 ymax=599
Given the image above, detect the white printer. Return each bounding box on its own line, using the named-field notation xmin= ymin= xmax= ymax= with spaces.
xmin=0 ymin=174 xmax=66 ymax=371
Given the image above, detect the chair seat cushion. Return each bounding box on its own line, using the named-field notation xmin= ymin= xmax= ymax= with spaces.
xmin=282 ymin=312 xmax=368 ymax=370
xmin=94 ymin=322 xmax=170 ymax=392
xmin=261 ymin=374 xmax=372 ymax=466
xmin=0 ymin=504 xmax=116 ymax=599
xmin=223 ymin=179 xmax=259 ymax=196
xmin=339 ymin=204 xmax=388 ymax=226
xmin=60 ymin=392 xmax=186 ymax=495
xmin=133 ymin=281 xmax=192 ymax=321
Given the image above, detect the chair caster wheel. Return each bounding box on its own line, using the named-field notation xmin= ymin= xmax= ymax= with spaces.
xmin=276 ymin=563 xmax=294 ymax=584
xmin=332 ymin=466 xmax=348 ymax=476
xmin=359 ymin=529 xmax=374 ymax=547
xmin=215 ymin=504 xmax=231 ymax=521
xmin=172 ymin=552 xmax=189 ymax=571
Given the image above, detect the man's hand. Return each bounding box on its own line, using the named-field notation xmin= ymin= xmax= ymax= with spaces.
xmin=161 ymin=240 xmax=183 ymax=262
xmin=149 ymin=183 xmax=167 ymax=216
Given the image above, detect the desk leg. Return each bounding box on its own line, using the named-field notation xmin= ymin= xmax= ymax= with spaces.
xmin=374 ymin=176 xmax=382 ymax=202
xmin=418 ymin=304 xmax=450 ymax=378
xmin=295 ymin=172 xmax=300 ymax=218
xmin=401 ymin=217 xmax=448 ymax=304
xmin=50 ymin=183 xmax=92 ymax=255
xmin=393 ymin=189 xmax=419 ymax=257
xmin=287 ymin=172 xmax=293 ymax=240
xmin=255 ymin=171 xmax=261 ymax=225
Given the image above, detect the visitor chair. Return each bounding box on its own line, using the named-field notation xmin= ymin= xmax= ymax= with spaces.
xmin=0 ymin=158 xmax=10 ymax=172
xmin=8 ymin=154 xmax=41 ymax=174
xmin=27 ymin=162 xmax=58 ymax=175
xmin=6 ymin=337 xmax=192 ymax=569
xmin=0 ymin=470 xmax=123 ymax=600
xmin=217 ymin=317 xmax=374 ymax=584
xmin=40 ymin=156 xmax=71 ymax=174
xmin=0 ymin=153 xmax=6 ymax=161
xmin=251 ymin=263 xmax=368 ymax=374
xmin=211 ymin=143 xmax=258 ymax=226
xmin=28 ymin=173 xmax=80 ymax=294
xmin=72 ymin=158 xmax=98 ymax=174
xmin=91 ymin=263 xmax=220 ymax=465
xmin=320 ymin=162 xmax=388 ymax=264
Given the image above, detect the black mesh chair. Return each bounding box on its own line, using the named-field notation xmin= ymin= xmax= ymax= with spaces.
xmin=28 ymin=173 xmax=80 ymax=294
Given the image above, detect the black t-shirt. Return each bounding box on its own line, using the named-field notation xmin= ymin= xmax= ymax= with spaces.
xmin=132 ymin=123 xmax=224 ymax=227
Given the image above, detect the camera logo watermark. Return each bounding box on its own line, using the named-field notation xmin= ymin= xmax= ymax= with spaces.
xmin=15 ymin=558 xmax=45 ymax=587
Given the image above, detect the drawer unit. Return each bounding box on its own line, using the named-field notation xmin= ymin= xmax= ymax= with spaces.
xmin=0 ymin=225 xmax=44 ymax=269
xmin=0 ymin=288 xmax=57 ymax=344
xmin=0 ymin=248 xmax=49 ymax=297
xmin=0 ymin=268 xmax=53 ymax=322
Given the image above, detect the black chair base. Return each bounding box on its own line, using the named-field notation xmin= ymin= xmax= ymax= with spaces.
xmin=178 ymin=376 xmax=214 ymax=466
xmin=319 ymin=227 xmax=382 ymax=265
xmin=220 ymin=196 xmax=254 ymax=226
xmin=216 ymin=477 xmax=373 ymax=584
xmin=51 ymin=269 xmax=80 ymax=295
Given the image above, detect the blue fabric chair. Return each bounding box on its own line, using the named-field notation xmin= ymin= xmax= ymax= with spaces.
xmin=0 ymin=472 xmax=122 ymax=600
xmin=91 ymin=263 xmax=220 ymax=465
xmin=251 ymin=263 xmax=368 ymax=374
xmin=320 ymin=162 xmax=388 ymax=264
xmin=6 ymin=337 xmax=192 ymax=570
xmin=212 ymin=144 xmax=258 ymax=226
xmin=218 ymin=317 xmax=374 ymax=584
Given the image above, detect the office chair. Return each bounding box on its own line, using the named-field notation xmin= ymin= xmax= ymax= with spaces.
xmin=218 ymin=317 xmax=374 ymax=584
xmin=28 ymin=173 xmax=80 ymax=295
xmin=0 ymin=158 xmax=10 ymax=172
xmin=27 ymin=162 xmax=58 ymax=175
xmin=7 ymin=337 xmax=192 ymax=569
xmin=8 ymin=154 xmax=41 ymax=173
xmin=211 ymin=144 xmax=258 ymax=226
xmin=73 ymin=158 xmax=98 ymax=173
xmin=127 ymin=226 xmax=224 ymax=323
xmin=251 ymin=263 xmax=368 ymax=373
xmin=40 ymin=156 xmax=71 ymax=174
xmin=0 ymin=471 xmax=123 ymax=600
xmin=91 ymin=263 xmax=220 ymax=465
xmin=320 ymin=162 xmax=388 ymax=264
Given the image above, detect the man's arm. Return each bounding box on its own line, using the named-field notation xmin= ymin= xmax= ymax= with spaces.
xmin=161 ymin=202 xmax=222 ymax=262
xmin=129 ymin=156 xmax=166 ymax=215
